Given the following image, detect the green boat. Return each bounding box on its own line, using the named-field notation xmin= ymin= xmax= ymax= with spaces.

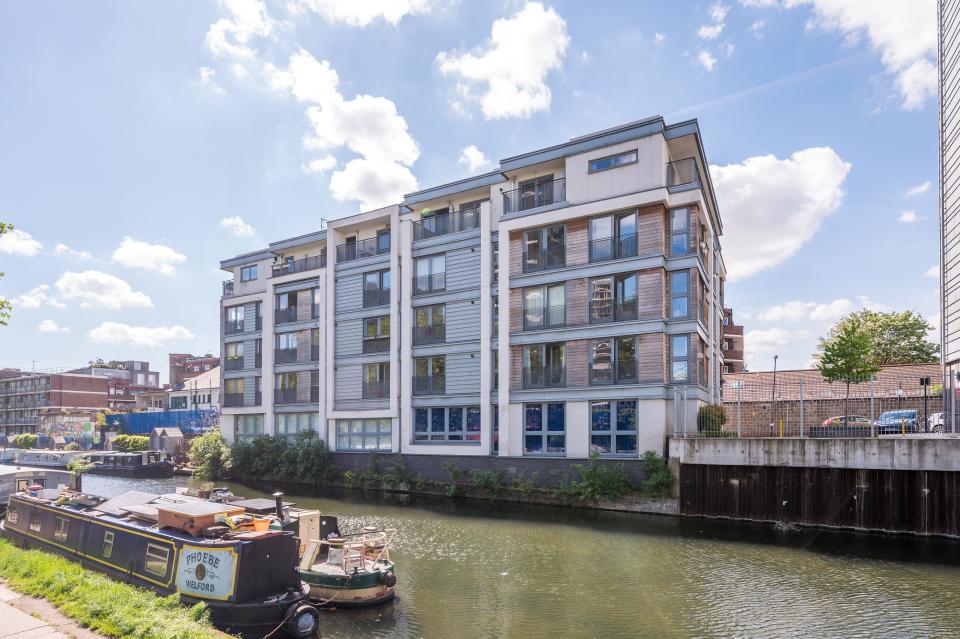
xmin=297 ymin=524 xmax=397 ymax=607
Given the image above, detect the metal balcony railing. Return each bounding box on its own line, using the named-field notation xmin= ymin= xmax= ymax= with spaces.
xmin=224 ymin=357 xmax=244 ymax=371
xmin=275 ymin=348 xmax=298 ymax=365
xmin=224 ymin=321 xmax=244 ymax=335
xmin=522 ymin=304 xmax=565 ymax=331
xmin=223 ymin=393 xmax=244 ymax=407
xmin=270 ymin=252 xmax=326 ymax=278
xmin=222 ymin=280 xmax=235 ymax=296
xmin=523 ymin=365 xmax=566 ymax=389
xmin=502 ymin=177 xmax=566 ymax=214
xmin=311 ymin=345 xmax=319 ymax=361
xmin=412 ymin=376 xmax=445 ymax=395
xmin=412 ymin=273 xmax=446 ymax=296
xmin=590 ymin=359 xmax=638 ymax=385
xmin=589 ymin=233 xmax=639 ymax=262
xmin=254 ymin=354 xmax=262 ymax=368
xmin=667 ymin=158 xmax=699 ymax=190
xmin=310 ymin=385 xmax=319 ymax=402
xmin=336 ymin=235 xmax=390 ymax=263
xmin=363 ymin=288 xmax=391 ymax=308
xmin=254 ymin=391 xmax=262 ymax=406
xmin=275 ymin=307 xmax=298 ymax=324
xmin=362 ymin=380 xmax=390 ymax=400
xmin=312 ymin=304 xmax=319 ymax=319
xmin=363 ymin=337 xmax=390 ymax=354
xmin=413 ymin=207 xmax=481 ymax=241
xmin=522 ymin=246 xmax=565 ymax=273
xmin=274 ymin=388 xmax=298 ymax=404
xmin=413 ymin=324 xmax=445 ymax=345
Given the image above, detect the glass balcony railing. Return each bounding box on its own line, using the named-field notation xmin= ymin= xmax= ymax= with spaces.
xmin=667 ymin=158 xmax=699 ymax=190
xmin=412 ymin=376 xmax=445 ymax=396
xmin=412 ymin=273 xmax=446 ymax=296
xmin=274 ymin=388 xmax=298 ymax=404
xmin=224 ymin=357 xmax=244 ymax=371
xmin=223 ymin=393 xmax=244 ymax=407
xmin=275 ymin=348 xmax=298 ymax=365
xmin=336 ymin=235 xmax=390 ymax=263
xmin=271 ymin=251 xmax=326 ymax=277
xmin=362 ymin=380 xmax=390 ymax=400
xmin=413 ymin=207 xmax=481 ymax=241
xmin=589 ymin=233 xmax=639 ymax=262
xmin=522 ymin=304 xmax=566 ymax=331
xmin=522 ymin=246 xmax=565 ymax=273
xmin=502 ymin=177 xmax=566 ymax=214
xmin=523 ymin=365 xmax=566 ymax=389
xmin=222 ymin=280 xmax=235 ymax=296
xmin=363 ymin=337 xmax=390 ymax=354
xmin=413 ymin=324 xmax=445 ymax=345
xmin=275 ymin=307 xmax=298 ymax=324
xmin=224 ymin=321 xmax=244 ymax=335
xmin=363 ymin=288 xmax=391 ymax=308
xmin=589 ymin=359 xmax=638 ymax=385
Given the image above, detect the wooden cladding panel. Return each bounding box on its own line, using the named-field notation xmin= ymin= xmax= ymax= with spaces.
xmin=638 ymin=333 xmax=664 ymax=383
xmin=509 ymin=288 xmax=523 ymax=334
xmin=637 ymin=268 xmax=664 ymax=320
xmin=566 ymin=339 xmax=589 ymax=388
xmin=565 ymin=218 xmax=589 ymax=267
xmin=566 ymin=278 xmax=589 ymax=327
xmin=509 ymin=231 xmax=523 ymax=277
xmin=637 ymin=204 xmax=666 ymax=256
xmin=509 ymin=345 xmax=523 ymax=391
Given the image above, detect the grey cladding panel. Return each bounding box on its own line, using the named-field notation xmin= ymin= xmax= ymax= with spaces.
xmin=335 ymin=364 xmax=363 ymax=402
xmin=445 ymin=300 xmax=481 ymax=343
xmin=443 ymin=351 xmax=481 ymax=396
xmin=445 ymin=246 xmax=481 ymax=292
xmin=335 ymin=273 xmax=363 ymax=314
xmin=335 ymin=318 xmax=364 ymax=358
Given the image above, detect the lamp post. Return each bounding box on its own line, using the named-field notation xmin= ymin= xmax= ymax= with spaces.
xmin=771 ymin=354 xmax=779 ymax=435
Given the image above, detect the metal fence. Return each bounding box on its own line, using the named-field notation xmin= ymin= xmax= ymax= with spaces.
xmin=671 ymin=372 xmax=950 ymax=438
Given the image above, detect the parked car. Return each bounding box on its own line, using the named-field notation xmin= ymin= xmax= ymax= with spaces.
xmin=929 ymin=412 xmax=945 ymax=433
xmin=810 ymin=415 xmax=873 ymax=437
xmin=875 ymin=410 xmax=919 ymax=434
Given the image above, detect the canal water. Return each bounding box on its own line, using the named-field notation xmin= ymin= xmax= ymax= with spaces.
xmin=84 ymin=475 xmax=960 ymax=639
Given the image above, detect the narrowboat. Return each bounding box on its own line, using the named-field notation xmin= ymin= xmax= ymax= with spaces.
xmin=0 ymin=464 xmax=73 ymax=515
xmin=1 ymin=488 xmax=320 ymax=637
xmin=13 ymin=449 xmax=175 ymax=478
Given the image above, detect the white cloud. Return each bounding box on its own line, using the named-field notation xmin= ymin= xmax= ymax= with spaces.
xmin=906 ymin=180 xmax=932 ymax=196
xmin=302 ymin=155 xmax=337 ymax=174
xmin=220 ymin=216 xmax=257 ymax=238
xmin=290 ymin=0 xmax=435 ymax=26
xmin=698 ymin=24 xmax=724 ymax=39
xmin=54 ymin=243 xmax=91 ymax=261
xmin=198 ymin=66 xmax=226 ymax=95
xmin=739 ymin=0 xmax=778 ymax=6
xmin=756 ymin=298 xmax=856 ymax=323
xmin=697 ymin=50 xmax=718 ymax=71
xmin=15 ymin=285 xmax=65 ymax=309
xmin=698 ymin=2 xmax=729 ymax=39
xmin=111 ymin=237 xmax=186 ymax=276
xmin=54 ymin=271 xmax=152 ymax=309
xmin=711 ymin=146 xmax=851 ymax=280
xmin=459 ymin=145 xmax=491 ymax=172
xmin=856 ymin=294 xmax=890 ymax=313
xmin=897 ymin=210 xmax=924 ymax=223
xmin=746 ymin=327 xmax=792 ymax=352
xmin=436 ymin=2 xmax=570 ymax=120
xmin=328 ymin=158 xmax=419 ymax=211
xmin=88 ymin=322 xmax=194 ymax=348
xmin=720 ymin=41 xmax=736 ymax=58
xmin=783 ymin=0 xmax=937 ymax=110
xmin=710 ymin=2 xmax=731 ymax=22
xmin=654 ymin=32 xmax=667 ymax=44
xmin=0 ymin=229 xmax=42 ymax=257
xmin=37 ymin=319 xmax=70 ymax=334
xmin=925 ymin=265 xmax=939 ymax=278
xmin=204 ymin=0 xmax=273 ymax=60
xmin=750 ymin=19 xmax=767 ymax=38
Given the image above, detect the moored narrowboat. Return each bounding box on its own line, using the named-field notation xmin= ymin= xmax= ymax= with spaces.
xmin=13 ymin=449 xmax=175 ymax=478
xmin=1 ymin=488 xmax=320 ymax=637
xmin=0 ymin=464 xmax=73 ymax=515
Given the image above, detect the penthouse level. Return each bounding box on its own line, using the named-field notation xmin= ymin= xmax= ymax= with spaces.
xmin=219 ymin=116 xmax=726 ymax=462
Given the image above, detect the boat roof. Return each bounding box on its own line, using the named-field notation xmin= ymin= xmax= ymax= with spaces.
xmin=0 ymin=464 xmax=72 ymax=478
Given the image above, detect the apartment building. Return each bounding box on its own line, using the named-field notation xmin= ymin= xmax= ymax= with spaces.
xmin=169 ymin=353 xmax=220 ymax=387
xmin=941 ymin=0 xmax=960 ymax=427
xmin=0 ymin=372 xmax=110 ymax=436
xmin=219 ymin=116 xmax=725 ymax=460
xmin=721 ymin=308 xmax=745 ymax=374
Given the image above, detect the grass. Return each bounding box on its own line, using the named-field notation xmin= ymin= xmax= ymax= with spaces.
xmin=0 ymin=539 xmax=224 ymax=639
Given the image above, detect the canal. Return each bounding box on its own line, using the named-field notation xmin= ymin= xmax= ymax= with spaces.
xmin=85 ymin=475 xmax=960 ymax=639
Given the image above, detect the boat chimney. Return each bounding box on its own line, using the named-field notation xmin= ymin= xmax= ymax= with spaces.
xmin=272 ymin=491 xmax=284 ymax=519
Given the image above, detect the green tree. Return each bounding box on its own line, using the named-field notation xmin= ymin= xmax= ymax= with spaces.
xmin=11 ymin=433 xmax=38 ymax=449
xmin=112 ymin=434 xmax=150 ymax=452
xmin=0 ymin=222 xmax=12 ymax=326
xmin=829 ymin=310 xmax=939 ymax=367
xmin=816 ymin=316 xmax=881 ymax=422
xmin=189 ymin=430 xmax=231 ymax=480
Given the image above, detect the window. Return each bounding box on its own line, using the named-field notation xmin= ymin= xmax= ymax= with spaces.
xmin=590 ymin=400 xmax=638 ymax=455
xmin=236 ymin=414 xmax=264 ymax=442
xmin=524 ymin=403 xmax=565 ymax=455
xmin=590 ymin=336 xmax=637 ymax=384
xmin=590 ymin=273 xmax=637 ymax=323
xmin=29 ymin=511 xmax=41 ymax=532
xmin=102 ymin=531 xmax=114 ymax=558
xmin=275 ymin=332 xmax=298 ymax=364
xmin=311 ymin=328 xmax=320 ymax=361
xmin=276 ymin=291 xmax=298 ymax=323
xmin=723 ymin=364 xmax=732 ymax=374
xmin=670 ymin=208 xmax=690 ymax=256
xmin=363 ymin=316 xmax=391 ymax=352
xmin=240 ymin=264 xmax=258 ymax=282
xmin=413 ymin=356 xmax=445 ymax=395
xmin=275 ymin=372 xmax=297 ymax=403
xmin=492 ymin=350 xmax=499 ymax=390
xmin=523 ymin=284 xmax=565 ymax=330
xmin=413 ymin=254 xmax=446 ymax=295
xmin=363 ymin=269 xmax=391 ymax=307
xmin=276 ymin=413 xmax=318 ymax=440
xmin=225 ymin=306 xmax=244 ymax=333
xmin=588 ymin=150 xmax=638 ymax=173
xmin=670 ymin=271 xmax=689 ymax=319
xmin=337 ymin=418 xmax=392 ymax=451
xmin=589 ymin=211 xmax=638 ymax=261
xmin=523 ymin=225 xmax=565 ymax=272
xmin=144 ymin=543 xmax=170 ymax=577
xmin=518 ymin=174 xmax=558 ymax=211
xmin=523 ymin=343 xmax=565 ymax=388
xmin=377 ymin=229 xmax=391 ymax=253
xmin=413 ymin=406 xmax=480 ymax=443
xmin=363 ymin=363 xmax=390 ymax=399
xmin=255 ymin=301 xmax=263 ymax=330
xmin=492 ymin=242 xmax=499 ymax=280
xmin=671 ymin=335 xmax=690 ymax=382
xmin=54 ymin=517 xmax=69 ymax=542
xmin=255 ymin=338 xmax=262 ymax=367
xmin=170 ymin=396 xmax=188 ymax=409
xmin=6 ymin=502 xmax=18 ymax=525
xmin=413 ymin=305 xmax=445 ymax=344
xmin=225 ymin=341 xmax=244 ymax=370
xmin=311 ymin=287 xmax=320 ymax=318
xmin=492 ymin=296 xmax=499 ymax=334
xmin=491 ymin=407 xmax=499 ymax=455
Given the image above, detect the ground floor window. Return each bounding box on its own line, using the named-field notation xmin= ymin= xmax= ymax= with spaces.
xmin=590 ymin=400 xmax=638 ymax=455
xmin=235 ymin=414 xmax=264 ymax=442
xmin=414 ymin=406 xmax=481 ymax=443
xmin=524 ymin=403 xmax=565 ymax=455
xmin=337 ymin=419 xmax=392 ymax=451
xmin=276 ymin=412 xmax=318 ymax=440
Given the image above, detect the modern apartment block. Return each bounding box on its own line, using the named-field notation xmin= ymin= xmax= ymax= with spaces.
xmin=0 ymin=372 xmax=110 ymax=436
xmin=721 ymin=308 xmax=745 ymax=374
xmin=941 ymin=0 xmax=960 ymax=426
xmin=169 ymin=353 xmax=220 ymax=387
xmin=219 ymin=116 xmax=725 ymax=460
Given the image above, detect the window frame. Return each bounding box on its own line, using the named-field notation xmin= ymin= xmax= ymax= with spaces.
xmin=522 ymin=283 xmax=566 ymax=330
xmin=413 ymin=253 xmax=446 ymax=295
xmin=522 ymin=224 xmax=566 ymax=272
xmin=102 ymin=531 xmax=115 ymax=558
xmin=240 ymin=264 xmax=258 ymax=282
xmin=590 ymin=399 xmax=639 ymax=457
xmin=54 ymin=517 xmax=69 ymax=542
xmin=144 ymin=543 xmax=170 ymax=578
xmin=588 ymin=150 xmax=639 ymax=174
xmin=670 ymin=334 xmax=690 ymax=382
xmin=670 ymin=270 xmax=690 ymax=319
xmin=523 ymin=402 xmax=566 ymax=456
xmin=670 ymin=208 xmax=691 ymax=256
xmin=589 ymin=335 xmax=638 ymax=385
xmin=590 ymin=272 xmax=638 ymax=324
xmin=336 ymin=418 xmax=392 ymax=451
xmin=6 ymin=502 xmax=18 ymax=525
xmin=275 ymin=412 xmax=318 ymax=440
xmin=413 ymin=406 xmax=481 ymax=443
xmin=29 ymin=511 xmax=41 ymax=532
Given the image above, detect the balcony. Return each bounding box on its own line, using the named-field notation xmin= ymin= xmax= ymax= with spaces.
xmin=224 ymin=357 xmax=244 ymax=372
xmin=724 ymin=349 xmax=744 ymax=362
xmin=363 ymin=288 xmax=391 ymax=308
xmin=412 ymin=273 xmax=446 ymax=296
xmin=255 ymin=353 xmax=262 ymax=368
xmin=275 ymin=348 xmax=298 ymax=365
xmin=270 ymin=252 xmax=326 ymax=278
xmin=413 ymin=324 xmax=445 ymax=345
xmin=312 ymin=303 xmax=319 ymax=319
xmin=522 ymin=246 xmax=565 ymax=273
xmin=362 ymin=380 xmax=390 ymax=400
xmin=363 ymin=337 xmax=390 ymax=354
xmin=590 ymin=359 xmax=638 ymax=385
xmin=255 ymin=391 xmax=262 ymax=406
xmin=311 ymin=345 xmax=319 ymax=361
xmin=502 ymin=177 xmax=566 ymax=214
xmin=589 ymin=234 xmax=639 ymax=262
xmin=224 ymin=321 xmax=244 ymax=335
xmin=311 ymin=385 xmax=319 ymax=402
xmin=523 ymin=305 xmax=565 ymax=331
xmin=223 ymin=393 xmax=244 ymax=407
xmin=667 ymin=158 xmax=699 ymax=191
xmin=523 ymin=366 xmax=566 ymax=389
xmin=275 ymin=307 xmax=298 ymax=324
xmin=256 ymin=317 xmax=262 ymax=331
xmin=337 ymin=235 xmax=390 ymax=264
xmin=413 ymin=207 xmax=480 ymax=241
xmin=275 ymin=388 xmax=298 ymax=404
xmin=413 ymin=376 xmax=445 ymax=396
xmin=222 ymin=280 xmax=235 ymax=296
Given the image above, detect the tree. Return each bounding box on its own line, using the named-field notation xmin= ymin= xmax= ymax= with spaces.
xmin=816 ymin=316 xmax=881 ymax=422
xmin=189 ymin=430 xmax=231 ymax=480
xmin=113 ymin=434 xmax=150 ymax=452
xmin=826 ymin=310 xmax=939 ymax=367
xmin=0 ymin=222 xmax=12 ymax=326
xmin=11 ymin=433 xmax=38 ymax=449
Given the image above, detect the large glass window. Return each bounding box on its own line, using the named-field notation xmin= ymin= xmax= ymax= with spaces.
xmin=671 ymin=335 xmax=690 ymax=382
xmin=670 ymin=208 xmax=690 ymax=256
xmin=54 ymin=517 xmax=69 ymax=542
xmin=362 ymin=363 xmax=390 ymax=399
xmin=144 ymin=544 xmax=170 ymax=577
xmin=276 ymin=412 xmax=318 ymax=440
xmin=225 ymin=306 xmax=244 ymax=333
xmin=523 ymin=284 xmax=565 ymax=330
xmin=590 ymin=336 xmax=638 ymax=384
xmin=590 ymin=210 xmax=638 ymax=261
xmin=670 ymin=271 xmax=690 ymax=319
xmin=590 ymin=400 xmax=638 ymax=455
xmin=413 ymin=254 xmax=446 ymax=295
xmin=236 ymin=414 xmax=264 ymax=442
xmin=275 ymin=291 xmax=298 ymax=323
xmin=363 ymin=269 xmax=391 ymax=308
xmin=240 ymin=264 xmax=258 ymax=282
xmin=275 ymin=372 xmax=298 ymax=403
xmin=225 ymin=341 xmax=243 ymax=370
xmin=590 ymin=272 xmax=637 ymax=323
xmin=413 ymin=356 xmax=445 ymax=394
xmin=414 ymin=304 xmax=445 ymax=344
xmin=337 ymin=419 xmax=392 ymax=451
xmin=523 ymin=225 xmax=565 ymax=272
xmin=413 ymin=406 xmax=480 ymax=443
xmin=523 ymin=343 xmax=565 ymax=388
xmin=524 ymin=403 xmax=565 ymax=455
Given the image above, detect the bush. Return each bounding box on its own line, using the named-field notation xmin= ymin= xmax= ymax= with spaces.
xmin=113 ymin=434 xmax=150 ymax=452
xmin=510 ymin=471 xmax=540 ymax=497
xmin=441 ymin=461 xmax=464 ymax=498
xmin=63 ymin=442 xmax=80 ymax=451
xmin=188 ymin=430 xmax=231 ymax=480
xmin=11 ymin=434 xmax=37 ymax=449
xmin=470 ymin=469 xmax=503 ymax=496
xmin=381 ymin=456 xmax=413 ymax=489
xmin=640 ymin=450 xmax=673 ymax=497
xmin=560 ymin=452 xmax=632 ymax=501
xmin=697 ymin=404 xmax=727 ymax=434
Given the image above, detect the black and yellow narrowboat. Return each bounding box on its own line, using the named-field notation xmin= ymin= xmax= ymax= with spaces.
xmin=1 ymin=488 xmax=320 ymax=637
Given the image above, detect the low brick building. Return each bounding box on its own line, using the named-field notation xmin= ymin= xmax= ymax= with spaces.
xmin=0 ymin=371 xmax=109 ymax=436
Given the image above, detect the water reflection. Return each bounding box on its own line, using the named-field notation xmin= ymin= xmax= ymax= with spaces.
xmin=84 ymin=475 xmax=960 ymax=639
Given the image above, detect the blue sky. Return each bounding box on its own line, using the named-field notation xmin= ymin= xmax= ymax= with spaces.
xmin=0 ymin=0 xmax=939 ymax=379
